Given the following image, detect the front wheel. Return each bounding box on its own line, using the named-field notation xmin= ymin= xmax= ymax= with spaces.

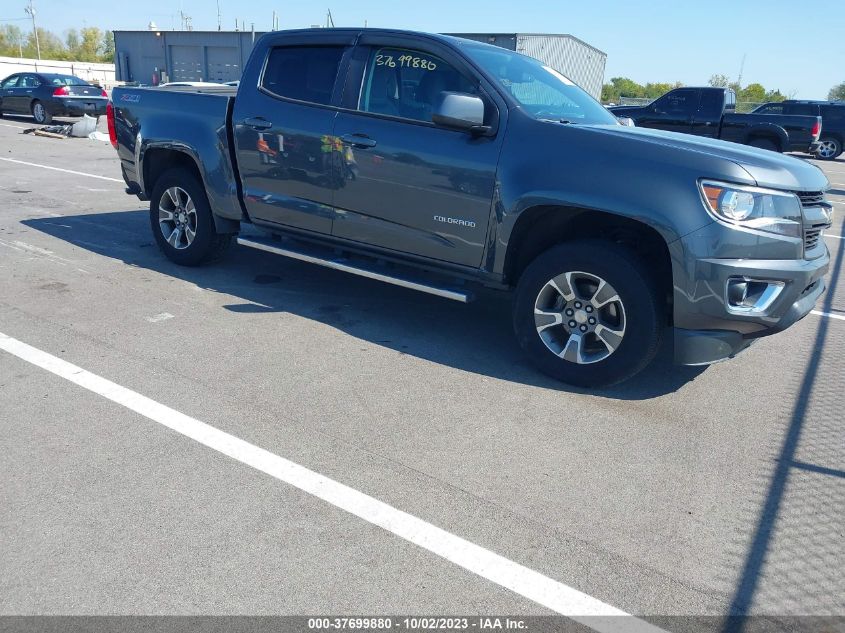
xmin=32 ymin=100 xmax=51 ymax=124
xmin=149 ymin=168 xmax=232 ymax=266
xmin=813 ymin=137 xmax=842 ymax=160
xmin=513 ymin=241 xmax=664 ymax=388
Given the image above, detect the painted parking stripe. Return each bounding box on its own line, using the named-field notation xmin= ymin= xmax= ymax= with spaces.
xmin=826 ymin=234 xmax=844 ymax=240
xmin=812 ymin=310 xmax=845 ymax=321
xmin=0 ymin=157 xmax=122 ymax=183
xmin=0 ymin=330 xmax=663 ymax=633
xmin=0 ymin=122 xmax=30 ymax=130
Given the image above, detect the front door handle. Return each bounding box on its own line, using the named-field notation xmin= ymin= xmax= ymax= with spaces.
xmin=244 ymin=117 xmax=272 ymax=130
xmin=340 ymin=134 xmax=377 ymax=148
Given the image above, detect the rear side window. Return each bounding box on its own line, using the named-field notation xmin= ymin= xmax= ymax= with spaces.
xmin=786 ymin=103 xmax=818 ymax=116
xmin=20 ymin=75 xmax=41 ymax=88
xmin=1 ymin=76 xmax=19 ymax=88
xmin=698 ymin=91 xmax=724 ymax=115
xmin=262 ymin=46 xmax=345 ymax=105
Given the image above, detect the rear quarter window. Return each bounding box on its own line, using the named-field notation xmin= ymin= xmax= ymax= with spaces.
xmin=261 ymin=46 xmax=345 ymax=106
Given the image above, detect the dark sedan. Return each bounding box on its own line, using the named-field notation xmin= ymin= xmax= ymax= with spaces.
xmin=0 ymin=72 xmax=108 ymax=124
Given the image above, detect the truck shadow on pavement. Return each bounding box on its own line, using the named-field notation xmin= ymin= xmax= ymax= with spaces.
xmin=24 ymin=209 xmax=707 ymax=400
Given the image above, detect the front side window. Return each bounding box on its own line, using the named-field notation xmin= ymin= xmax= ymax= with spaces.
xmin=359 ymin=47 xmax=477 ymax=123
xmin=262 ymin=46 xmax=345 ymax=106
xmin=755 ymin=104 xmax=784 ymax=115
xmin=459 ymin=42 xmax=616 ymax=125
xmin=657 ymin=90 xmax=699 ymax=115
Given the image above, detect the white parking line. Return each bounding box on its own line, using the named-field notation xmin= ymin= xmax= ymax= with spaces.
xmin=0 ymin=122 xmax=30 ymax=130
xmin=826 ymin=234 xmax=844 ymax=240
xmin=0 ymin=330 xmax=663 ymax=633
xmin=812 ymin=310 xmax=845 ymax=321
xmin=0 ymin=157 xmax=122 ymax=183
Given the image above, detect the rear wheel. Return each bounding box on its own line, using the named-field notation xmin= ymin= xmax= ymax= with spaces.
xmin=813 ymin=137 xmax=842 ymax=160
xmin=748 ymin=137 xmax=778 ymax=152
xmin=32 ymin=100 xmax=51 ymax=124
xmin=149 ymin=167 xmax=232 ymax=266
xmin=513 ymin=241 xmax=664 ymax=388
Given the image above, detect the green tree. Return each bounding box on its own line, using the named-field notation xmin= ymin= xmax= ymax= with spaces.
xmin=100 ymin=30 xmax=115 ymax=62
xmin=0 ymin=24 xmax=26 ymax=56
xmin=708 ymin=74 xmax=731 ymax=88
xmin=77 ymin=26 xmax=102 ymax=61
xmin=739 ymin=82 xmax=766 ymax=103
xmin=65 ymin=28 xmax=80 ymax=53
xmin=829 ymin=82 xmax=845 ymax=101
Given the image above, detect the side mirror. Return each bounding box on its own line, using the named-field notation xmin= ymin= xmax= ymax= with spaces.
xmin=432 ymin=92 xmax=487 ymax=134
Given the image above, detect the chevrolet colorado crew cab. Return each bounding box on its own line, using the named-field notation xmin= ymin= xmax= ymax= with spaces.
xmin=609 ymin=87 xmax=822 ymax=154
xmin=109 ymin=29 xmax=833 ymax=387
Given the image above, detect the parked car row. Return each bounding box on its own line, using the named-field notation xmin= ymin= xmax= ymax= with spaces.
xmin=609 ymin=87 xmax=823 ymax=156
xmin=609 ymin=87 xmax=843 ymax=161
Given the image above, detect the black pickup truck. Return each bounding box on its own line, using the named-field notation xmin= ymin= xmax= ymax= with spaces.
xmin=609 ymin=87 xmax=821 ymax=154
xmin=109 ymin=29 xmax=833 ymax=387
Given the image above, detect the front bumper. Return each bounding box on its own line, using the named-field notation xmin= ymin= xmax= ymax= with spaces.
xmin=673 ymin=252 xmax=829 ymax=365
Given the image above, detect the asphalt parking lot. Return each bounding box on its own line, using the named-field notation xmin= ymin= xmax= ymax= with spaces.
xmin=1 ymin=113 xmax=843 ymax=630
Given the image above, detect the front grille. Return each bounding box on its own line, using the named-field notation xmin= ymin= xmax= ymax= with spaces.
xmin=794 ymin=190 xmax=831 ymax=253
xmin=797 ymin=191 xmax=826 ymax=206
xmin=804 ymin=227 xmax=823 ymax=250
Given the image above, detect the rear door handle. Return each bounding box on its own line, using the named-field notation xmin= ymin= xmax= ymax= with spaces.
xmin=340 ymin=134 xmax=377 ymax=148
xmin=244 ymin=117 xmax=272 ymax=130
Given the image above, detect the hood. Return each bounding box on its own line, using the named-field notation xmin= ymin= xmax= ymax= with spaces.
xmin=584 ymin=124 xmax=830 ymax=192
xmin=607 ymin=105 xmax=644 ymax=115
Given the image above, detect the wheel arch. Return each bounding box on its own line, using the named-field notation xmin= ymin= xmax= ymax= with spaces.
xmin=743 ymin=123 xmax=788 ymax=152
xmin=503 ymin=205 xmax=674 ymax=322
xmin=141 ymin=146 xmax=240 ymax=234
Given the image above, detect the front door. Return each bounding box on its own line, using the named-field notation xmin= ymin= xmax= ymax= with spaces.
xmin=331 ymin=41 xmax=500 ymax=268
xmin=1 ymin=75 xmax=23 ymax=113
xmin=638 ymin=89 xmax=700 ymax=134
xmin=231 ymin=41 xmax=350 ymax=235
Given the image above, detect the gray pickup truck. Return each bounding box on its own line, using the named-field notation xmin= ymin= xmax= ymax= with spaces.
xmin=109 ymin=28 xmax=833 ymax=387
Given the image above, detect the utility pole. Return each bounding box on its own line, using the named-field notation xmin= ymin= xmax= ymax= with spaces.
xmin=216 ymin=0 xmax=222 ymax=31
xmin=326 ymin=8 xmax=334 ymax=28
xmin=737 ymin=53 xmax=746 ymax=88
xmin=24 ymin=0 xmax=41 ymax=60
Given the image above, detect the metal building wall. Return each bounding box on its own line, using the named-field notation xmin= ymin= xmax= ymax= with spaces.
xmin=114 ymin=31 xmax=263 ymax=84
xmin=515 ymin=35 xmax=606 ymax=99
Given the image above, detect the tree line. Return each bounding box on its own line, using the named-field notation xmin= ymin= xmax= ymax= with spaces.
xmin=602 ymin=74 xmax=790 ymax=106
xmin=0 ymin=24 xmax=114 ymax=63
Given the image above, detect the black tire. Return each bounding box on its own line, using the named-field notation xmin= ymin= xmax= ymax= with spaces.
xmin=31 ymin=100 xmax=51 ymax=124
xmin=149 ymin=167 xmax=233 ymax=266
xmin=748 ymin=137 xmax=778 ymax=152
xmin=813 ymin=136 xmax=842 ymax=160
xmin=513 ymin=241 xmax=664 ymax=388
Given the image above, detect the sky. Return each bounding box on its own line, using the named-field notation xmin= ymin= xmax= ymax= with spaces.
xmin=4 ymin=0 xmax=844 ymax=98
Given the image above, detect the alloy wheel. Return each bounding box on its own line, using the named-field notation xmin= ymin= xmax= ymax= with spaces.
xmin=533 ymin=270 xmax=626 ymax=364
xmin=158 ymin=186 xmax=198 ymax=250
xmin=815 ymin=140 xmax=838 ymax=159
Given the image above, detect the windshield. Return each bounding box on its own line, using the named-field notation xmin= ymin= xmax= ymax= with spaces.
xmin=459 ymin=42 xmax=617 ymax=125
xmin=48 ymin=75 xmax=88 ymax=86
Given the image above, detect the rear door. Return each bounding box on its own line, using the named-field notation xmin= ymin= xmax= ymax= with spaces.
xmin=330 ymin=35 xmax=503 ymax=268
xmin=638 ymin=89 xmax=700 ymax=133
xmin=232 ymin=32 xmax=355 ymax=235
xmin=0 ymin=75 xmax=21 ymax=112
xmin=18 ymin=74 xmax=42 ymax=113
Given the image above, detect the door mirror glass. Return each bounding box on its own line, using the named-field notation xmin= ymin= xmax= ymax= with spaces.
xmin=432 ymin=92 xmax=485 ymax=131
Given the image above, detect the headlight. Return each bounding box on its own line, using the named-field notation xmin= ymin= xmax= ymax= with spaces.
xmin=698 ymin=180 xmax=802 ymax=238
